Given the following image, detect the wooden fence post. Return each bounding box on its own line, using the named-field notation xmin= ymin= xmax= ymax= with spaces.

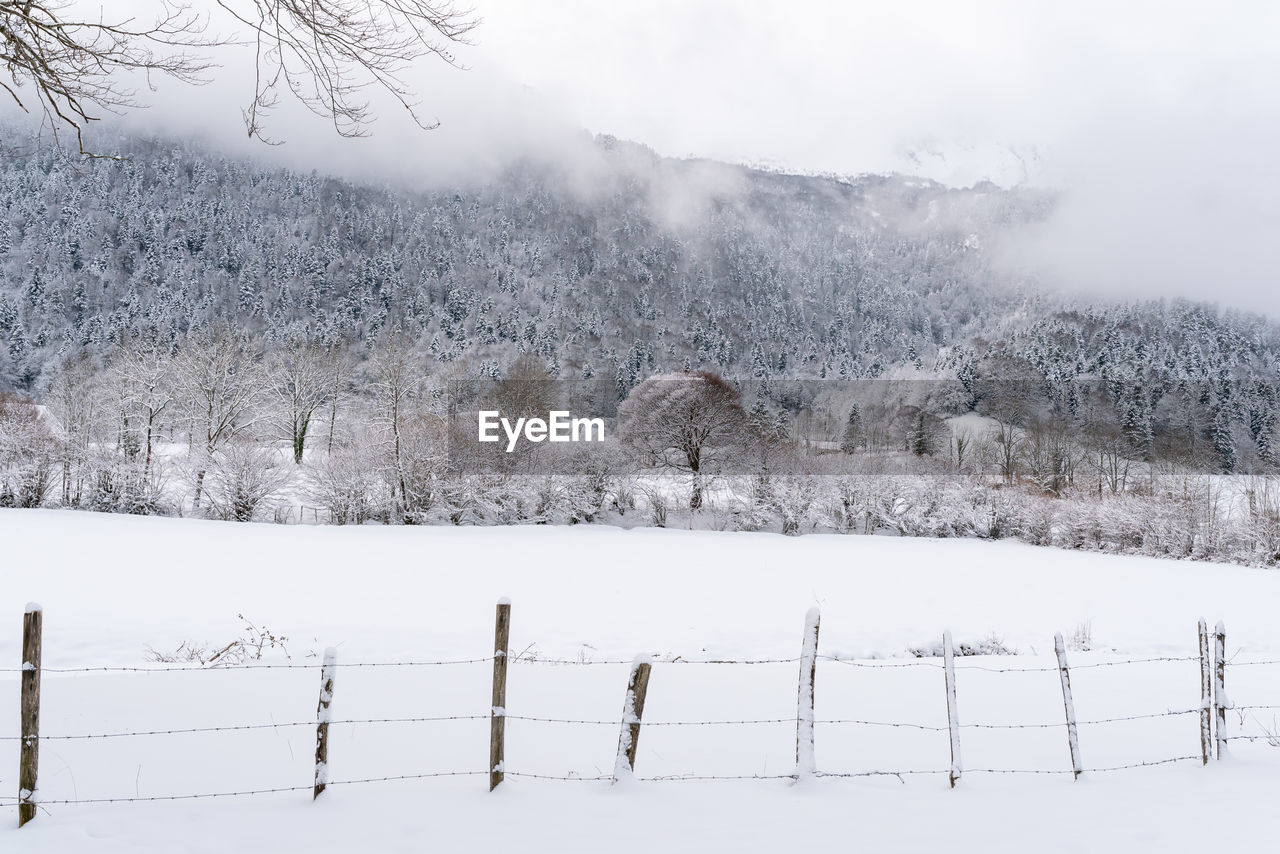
xmin=19 ymin=604 xmax=41 ymax=828
xmin=1053 ymin=633 xmax=1082 ymax=780
xmin=943 ymin=630 xmax=962 ymax=789
xmin=796 ymin=607 xmax=820 ymax=780
xmin=313 ymin=648 xmax=336 ymax=800
xmin=1198 ymin=619 xmax=1212 ymax=766
xmin=1214 ymin=621 xmax=1227 ymax=760
xmin=613 ymin=655 xmax=653 ymax=781
xmin=490 ymin=598 xmax=511 ymax=791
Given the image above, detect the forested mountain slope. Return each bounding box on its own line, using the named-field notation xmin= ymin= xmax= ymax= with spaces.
xmin=2 ymin=127 xmax=1279 ymax=471
xmin=1 ymin=128 xmax=1045 ymax=387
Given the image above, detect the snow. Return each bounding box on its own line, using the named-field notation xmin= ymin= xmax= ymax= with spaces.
xmin=2 ymin=508 xmax=1280 ymax=851
xmin=613 ymin=661 xmax=645 ymax=781
xmin=315 ymin=649 xmax=336 ymax=724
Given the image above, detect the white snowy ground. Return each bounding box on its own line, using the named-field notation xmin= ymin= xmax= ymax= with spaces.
xmin=2 ymin=508 xmax=1279 ymax=852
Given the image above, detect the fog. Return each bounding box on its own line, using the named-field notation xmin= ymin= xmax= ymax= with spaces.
xmin=6 ymin=1 xmax=1279 ymax=315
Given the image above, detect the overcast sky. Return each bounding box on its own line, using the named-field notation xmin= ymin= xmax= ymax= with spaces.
xmin=13 ymin=2 xmax=1280 ymax=314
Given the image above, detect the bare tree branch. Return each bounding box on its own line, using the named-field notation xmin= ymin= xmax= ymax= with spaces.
xmin=1 ymin=1 xmax=216 ymax=155
xmin=0 ymin=1 xmax=479 ymax=154
xmin=213 ymin=1 xmax=478 ymax=140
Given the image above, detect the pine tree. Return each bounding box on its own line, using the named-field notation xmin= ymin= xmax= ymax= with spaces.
xmin=748 ymin=387 xmax=771 ymax=432
xmin=907 ymin=411 xmax=931 ymax=456
xmin=840 ymin=403 xmax=863 ymax=454
xmin=1212 ymin=405 xmax=1237 ymax=474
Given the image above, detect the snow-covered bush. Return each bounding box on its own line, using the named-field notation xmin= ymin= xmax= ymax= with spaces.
xmin=0 ymin=392 xmax=61 ymax=508
xmin=519 ymin=476 xmax=606 ymax=525
xmin=436 ymin=474 xmax=515 ymax=525
xmin=639 ymin=484 xmax=669 ymax=527
xmin=392 ymin=415 xmax=454 ymax=523
xmin=562 ymin=445 xmax=632 ymax=523
xmin=80 ymin=450 xmax=167 ymax=516
xmin=1240 ymin=476 xmax=1280 ymax=565
xmin=308 ymin=442 xmax=382 ymax=525
xmin=201 ymin=442 xmax=292 ymax=522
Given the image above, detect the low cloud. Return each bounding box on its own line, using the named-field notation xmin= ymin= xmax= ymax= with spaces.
xmin=7 ymin=1 xmax=1278 ymax=316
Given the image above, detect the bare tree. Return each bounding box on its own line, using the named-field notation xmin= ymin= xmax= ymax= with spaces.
xmin=394 ymin=411 xmax=452 ymax=519
xmin=1084 ymin=417 xmax=1133 ymax=496
xmin=322 ymin=344 xmax=353 ymax=455
xmin=45 ymin=354 xmax=99 ymax=504
xmin=1 ymin=1 xmax=213 ymax=153
xmin=172 ymin=329 xmax=264 ymax=508
xmin=1 ymin=1 xmax=478 ymax=152
xmin=951 ymin=426 xmax=973 ymax=472
xmin=367 ymin=336 xmax=424 ymax=515
xmin=266 ymin=340 xmax=332 ymax=464
xmin=434 ymin=359 xmax=480 ymax=424
xmin=618 ymin=371 xmax=749 ymax=511
xmin=489 ymin=353 xmax=557 ymax=421
xmin=109 ymin=342 xmax=175 ymax=480
xmin=985 ymin=419 xmax=1022 ymax=485
xmin=1021 ymin=416 xmax=1077 ymax=496
xmin=220 ymin=0 xmax=479 ymax=140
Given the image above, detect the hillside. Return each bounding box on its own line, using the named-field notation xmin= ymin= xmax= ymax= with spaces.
xmin=4 ymin=127 xmax=1279 ymax=471
xmin=0 ymin=128 xmax=1045 ymax=387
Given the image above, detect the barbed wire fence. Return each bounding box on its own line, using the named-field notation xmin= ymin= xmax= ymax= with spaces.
xmin=5 ymin=605 xmax=1274 ymax=824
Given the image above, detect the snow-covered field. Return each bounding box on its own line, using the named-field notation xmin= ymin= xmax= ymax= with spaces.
xmin=2 ymin=509 xmax=1280 ymax=852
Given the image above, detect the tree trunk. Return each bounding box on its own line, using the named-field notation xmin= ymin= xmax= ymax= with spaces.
xmin=144 ymin=416 xmax=154 ymax=480
xmin=689 ymin=471 xmax=703 ymax=510
xmin=293 ymin=412 xmax=309 ymax=465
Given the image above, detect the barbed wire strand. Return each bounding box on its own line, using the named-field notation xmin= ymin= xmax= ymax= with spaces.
xmin=505 ymin=715 xmax=794 ymax=727
xmin=0 ymin=715 xmax=491 ymax=742
xmin=817 ymin=654 xmax=1199 ymax=674
xmin=0 ymin=754 xmax=1212 ymax=807
xmin=512 ymin=657 xmax=804 ymax=666
xmin=970 ymin=756 xmax=1202 ymax=773
xmin=0 ymin=658 xmax=497 ymax=674
xmin=505 ymin=772 xmax=613 ymax=782
xmin=638 ymin=774 xmax=798 ymax=782
xmin=0 ymin=653 xmax=1207 ymax=675
xmin=2 ymin=707 xmax=1203 ymax=742
xmin=0 ymin=772 xmax=490 ymax=806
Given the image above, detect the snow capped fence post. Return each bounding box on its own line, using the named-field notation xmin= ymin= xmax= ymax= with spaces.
xmin=1053 ymin=633 xmax=1082 ymax=780
xmin=613 ymin=655 xmax=653 ymax=782
xmin=795 ymin=607 xmax=820 ymax=780
xmin=943 ymin=630 xmax=962 ymax=789
xmin=1198 ymin=619 xmax=1212 ymax=766
xmin=1214 ymin=621 xmax=1228 ymax=760
xmin=490 ymin=598 xmax=511 ymax=791
xmin=18 ymin=603 xmax=41 ymax=828
xmin=313 ymin=648 xmax=337 ymax=800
